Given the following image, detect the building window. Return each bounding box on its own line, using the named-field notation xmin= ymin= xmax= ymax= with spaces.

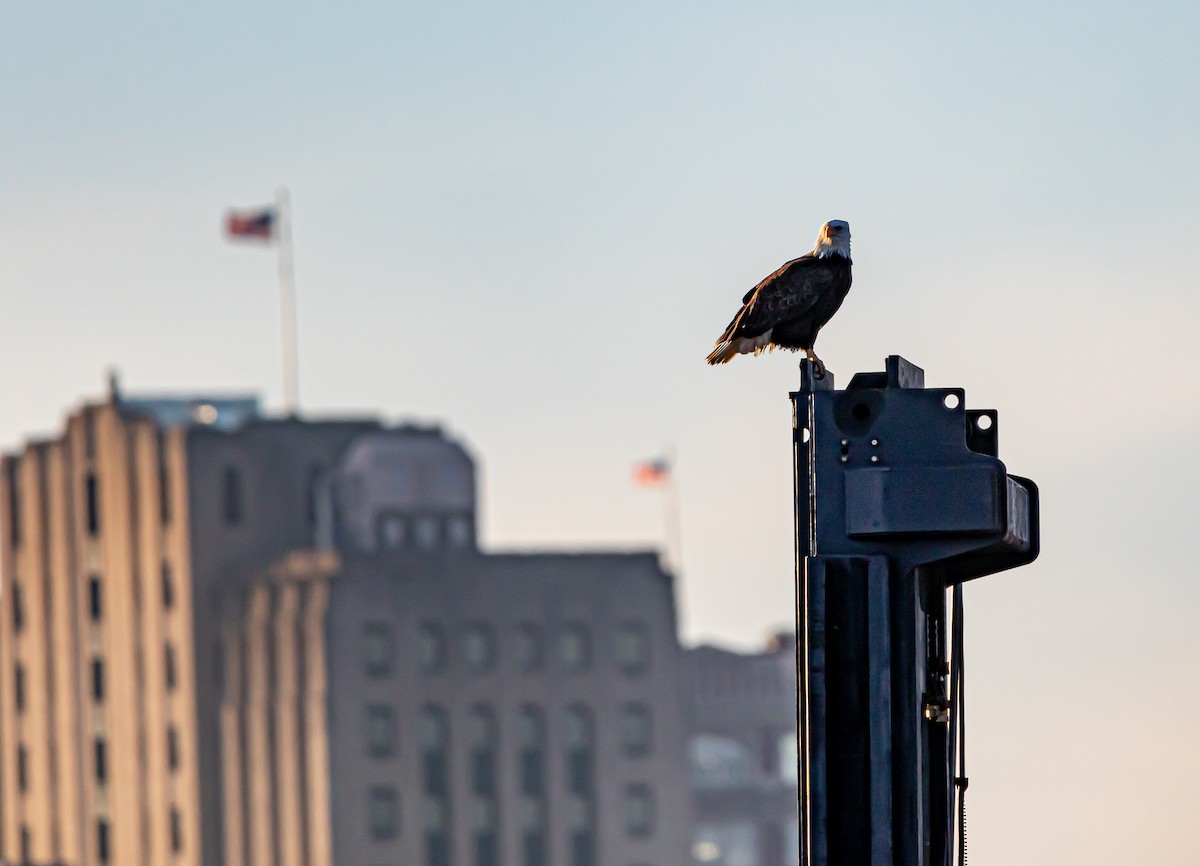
xmin=692 ymin=822 xmax=758 ymax=866
xmin=517 ymin=706 xmax=546 ymax=797
xmin=83 ymin=409 xmax=96 ymax=458
xmin=306 ymin=464 xmax=322 ymax=529
xmin=446 ymin=515 xmax=473 ymax=548
xmin=523 ymin=832 xmax=548 ymax=866
xmin=514 ymin=623 xmax=543 ymax=673
xmin=94 ymin=737 xmax=107 ymax=784
xmin=165 ymin=643 xmax=177 ymax=691
xmin=469 ymin=706 xmax=497 ymax=796
xmin=414 ymin=515 xmax=439 ymax=549
xmin=17 ymin=744 xmax=28 ymax=792
xmin=463 ymin=623 xmax=495 ymax=673
xmin=777 ymin=732 xmax=799 ymax=785
xmin=170 ymin=806 xmax=183 ymax=853
xmin=369 ymin=786 xmax=399 ymax=841
xmin=167 ymin=726 xmax=180 ymax=771
xmin=97 ymin=818 xmax=110 ymax=863
xmin=564 ymin=705 xmax=594 ymax=796
xmin=379 ymin=514 xmax=407 ymax=549
xmin=570 ymin=831 xmax=596 ymax=866
xmin=10 ymin=582 xmax=22 ymax=632
xmin=475 ymin=831 xmax=499 ymax=866
xmin=13 ymin=663 xmax=26 ymax=712
xmin=367 ymin=705 xmax=398 ymax=758
xmin=417 ymin=622 xmax=446 ymax=673
xmin=560 ymin=624 xmax=591 ymax=672
xmin=621 ymin=703 xmax=653 ymax=758
xmin=91 ymin=657 xmax=104 ymax=702
xmin=689 ymin=734 xmax=755 ymax=789
xmin=5 ymin=460 xmax=19 ymax=548
xmin=221 ymin=466 xmax=242 ymax=525
xmin=157 ymin=432 xmax=171 ymax=525
xmin=426 ymin=829 xmax=451 ymax=866
xmin=88 ymin=575 xmax=102 ymax=621
xmin=420 ymin=705 xmax=450 ymax=797
xmin=363 ymin=622 xmax=394 ymax=677
xmin=615 ymin=622 xmax=650 ymax=674
xmin=625 ymin=784 xmax=655 ymax=837
xmin=14 ymin=663 xmax=25 ymax=712
xmin=19 ymin=825 xmax=30 ymax=863
xmin=85 ymin=473 xmax=100 ymax=536
xmin=161 ymin=561 xmax=174 ymax=609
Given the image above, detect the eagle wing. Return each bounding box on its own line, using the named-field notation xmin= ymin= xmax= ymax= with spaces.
xmin=732 ymin=255 xmax=831 ymax=334
xmin=712 ymin=255 xmax=832 ymax=345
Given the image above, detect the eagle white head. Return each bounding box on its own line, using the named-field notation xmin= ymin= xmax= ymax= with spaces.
xmin=813 ymin=220 xmax=851 ymax=259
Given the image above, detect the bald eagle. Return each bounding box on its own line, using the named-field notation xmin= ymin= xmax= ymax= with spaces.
xmin=706 ymin=220 xmax=852 ymax=377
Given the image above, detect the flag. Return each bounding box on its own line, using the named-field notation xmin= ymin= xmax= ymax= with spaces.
xmin=225 ymin=207 xmax=276 ymax=241
xmin=633 ymin=458 xmax=669 ymax=486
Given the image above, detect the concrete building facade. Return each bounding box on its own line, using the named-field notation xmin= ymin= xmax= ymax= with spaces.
xmin=0 ymin=389 xmax=694 ymax=866
xmin=683 ymin=635 xmax=800 ymax=866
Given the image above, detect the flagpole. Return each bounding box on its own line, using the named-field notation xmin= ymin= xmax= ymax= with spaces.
xmin=663 ymin=444 xmax=684 ymax=577
xmin=275 ymin=187 xmax=300 ymax=415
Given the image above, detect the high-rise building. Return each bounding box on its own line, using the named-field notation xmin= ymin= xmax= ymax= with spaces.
xmin=683 ymin=635 xmax=800 ymax=866
xmin=0 ymin=386 xmax=693 ymax=866
xmin=0 ymin=386 xmax=378 ymax=866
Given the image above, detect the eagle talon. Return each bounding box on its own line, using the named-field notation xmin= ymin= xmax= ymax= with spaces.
xmin=806 ymin=351 xmax=826 ymax=379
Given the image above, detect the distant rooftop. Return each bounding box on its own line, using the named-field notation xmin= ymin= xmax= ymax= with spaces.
xmin=120 ymin=395 xmax=261 ymax=432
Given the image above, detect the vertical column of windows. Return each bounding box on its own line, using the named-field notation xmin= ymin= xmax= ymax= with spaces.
xmin=517 ymin=706 xmax=548 ymax=866
xmin=82 ymin=446 xmax=108 ymax=859
xmin=419 ymin=705 xmax=451 ymax=866
xmin=469 ymin=706 xmax=499 ymax=866
xmin=163 ymin=428 xmax=180 ymax=853
xmin=564 ymin=705 xmax=597 ymax=866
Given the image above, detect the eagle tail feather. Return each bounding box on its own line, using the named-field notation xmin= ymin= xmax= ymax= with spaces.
xmin=706 ymin=330 xmax=774 ymax=365
xmin=706 ymin=341 xmax=739 ymax=365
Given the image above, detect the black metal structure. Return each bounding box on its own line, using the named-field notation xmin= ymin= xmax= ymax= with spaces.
xmin=793 ymin=355 xmax=1039 ymax=866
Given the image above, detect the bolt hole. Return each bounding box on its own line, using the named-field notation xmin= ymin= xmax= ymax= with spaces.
xmin=943 ymin=394 xmax=960 ymax=410
xmin=976 ymin=415 xmax=993 ymax=431
xmin=852 ymin=403 xmax=871 ymax=421
xmin=801 ymin=427 xmax=811 ymax=443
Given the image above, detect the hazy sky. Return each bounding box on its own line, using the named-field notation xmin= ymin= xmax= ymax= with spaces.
xmin=2 ymin=3 xmax=1198 ymax=863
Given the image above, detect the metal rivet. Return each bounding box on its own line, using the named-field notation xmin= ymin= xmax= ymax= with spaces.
xmin=841 ymin=456 xmax=849 ymax=463
xmin=870 ymin=438 xmax=879 ymax=446
xmin=840 ymin=439 xmax=849 ymax=446
xmin=870 ymin=455 xmax=879 ymax=463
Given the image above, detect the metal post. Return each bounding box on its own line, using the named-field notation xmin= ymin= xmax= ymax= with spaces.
xmin=792 ymin=355 xmax=1039 ymax=866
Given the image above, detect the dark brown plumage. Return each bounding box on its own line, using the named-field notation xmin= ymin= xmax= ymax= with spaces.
xmin=706 ymin=220 xmax=852 ymax=376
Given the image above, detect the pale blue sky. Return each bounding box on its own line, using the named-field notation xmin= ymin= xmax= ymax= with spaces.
xmin=2 ymin=3 xmax=1199 ymax=863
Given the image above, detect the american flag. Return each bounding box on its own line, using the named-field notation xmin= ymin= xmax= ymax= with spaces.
xmin=225 ymin=207 xmax=275 ymax=241
xmin=633 ymin=458 xmax=669 ymax=486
